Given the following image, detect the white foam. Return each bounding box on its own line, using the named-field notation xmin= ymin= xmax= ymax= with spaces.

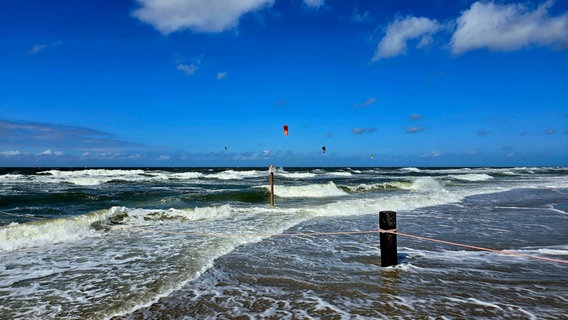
xmin=207 ymin=170 xmax=263 ymax=180
xmin=446 ymin=297 xmax=503 ymax=310
xmin=40 ymin=169 xmax=146 ymax=177
xmin=535 ymin=248 xmax=568 ymax=256
xmin=390 ymin=177 xmax=444 ymax=191
xmin=327 ymin=171 xmax=353 ymax=177
xmin=514 ymin=245 xmax=568 ymax=257
xmin=0 ymin=212 xmax=107 ymax=251
xmin=449 ymin=173 xmax=494 ymax=182
xmin=279 ymin=172 xmax=317 ymax=179
xmin=342 ymin=183 xmax=390 ymax=192
xmin=35 ymin=169 xmax=150 ymax=185
xmin=272 ymin=182 xmax=348 ymax=198
xmin=15 ymin=169 xmax=205 ymax=185
xmin=169 ymin=172 xmax=204 ymax=180
xmin=175 ymin=205 xmax=235 ymax=221
xmin=0 ymin=173 xmax=25 ymax=181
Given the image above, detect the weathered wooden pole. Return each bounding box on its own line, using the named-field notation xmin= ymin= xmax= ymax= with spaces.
xmin=269 ymin=165 xmax=275 ymax=207
xmin=379 ymin=210 xmax=398 ymax=267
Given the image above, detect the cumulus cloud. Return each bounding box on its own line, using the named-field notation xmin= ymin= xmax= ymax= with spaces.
xmin=233 ymin=151 xmax=271 ymax=161
xmin=304 ymin=0 xmax=324 ymax=8
xmin=354 ymin=97 xmax=377 ymax=108
xmin=0 ymin=150 xmax=21 ymax=156
xmin=132 ymin=0 xmax=275 ymax=34
xmin=408 ymin=113 xmax=424 ymax=120
xmin=373 ymin=16 xmax=442 ymax=61
xmin=451 ymin=0 xmax=568 ymax=54
xmin=420 ymin=151 xmax=441 ymax=158
xmin=407 ymin=126 xmax=425 ymax=134
xmin=352 ymin=8 xmax=371 ymax=23
xmin=352 ymin=128 xmax=376 ymax=135
xmin=37 ymin=149 xmax=63 ymax=156
xmin=28 ymin=41 xmax=62 ymax=54
xmin=29 ymin=44 xmax=47 ymax=54
xmin=177 ymin=63 xmax=198 ymax=75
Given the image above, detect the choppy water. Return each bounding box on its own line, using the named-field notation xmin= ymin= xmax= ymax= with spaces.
xmin=1 ymin=167 xmax=567 ymax=319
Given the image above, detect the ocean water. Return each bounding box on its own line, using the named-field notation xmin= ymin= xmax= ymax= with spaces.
xmin=0 ymin=167 xmax=567 ymax=319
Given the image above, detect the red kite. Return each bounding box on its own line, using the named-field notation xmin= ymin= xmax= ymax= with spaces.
xmin=283 ymin=124 xmax=289 ymax=136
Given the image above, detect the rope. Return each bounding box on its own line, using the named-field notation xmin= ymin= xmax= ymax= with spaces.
xmin=113 ymin=225 xmax=568 ymax=265
xmin=2 ymin=210 xmax=566 ymax=265
xmin=112 ymin=225 xmax=377 ymax=238
xmin=384 ymin=229 xmax=568 ymax=265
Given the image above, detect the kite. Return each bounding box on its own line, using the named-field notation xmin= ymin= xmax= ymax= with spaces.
xmin=283 ymin=124 xmax=289 ymax=136
xmin=322 ymin=146 xmax=326 ymax=154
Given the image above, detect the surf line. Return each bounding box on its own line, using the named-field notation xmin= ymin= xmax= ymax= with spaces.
xmin=111 ymin=225 xmax=568 ymax=265
xmin=0 ymin=210 xmax=45 ymax=220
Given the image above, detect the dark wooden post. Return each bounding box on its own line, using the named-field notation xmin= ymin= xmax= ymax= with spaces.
xmin=269 ymin=165 xmax=275 ymax=207
xmin=379 ymin=211 xmax=397 ymax=267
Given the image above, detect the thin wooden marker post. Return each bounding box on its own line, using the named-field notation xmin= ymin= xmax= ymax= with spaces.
xmin=379 ymin=210 xmax=398 ymax=267
xmin=269 ymin=165 xmax=275 ymax=207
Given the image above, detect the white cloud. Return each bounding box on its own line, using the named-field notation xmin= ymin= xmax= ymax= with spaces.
xmin=304 ymin=0 xmax=324 ymax=8
xmin=352 ymin=8 xmax=371 ymax=23
xmin=354 ymin=97 xmax=377 ymax=107
xmin=420 ymin=151 xmax=441 ymax=158
xmin=28 ymin=41 xmax=62 ymax=55
xmin=36 ymin=149 xmax=64 ymax=156
xmin=373 ymin=16 xmax=442 ymax=61
xmin=37 ymin=149 xmax=52 ymax=156
xmin=217 ymin=71 xmax=228 ymax=80
xmin=177 ymin=63 xmax=198 ymax=75
xmin=451 ymin=0 xmax=568 ymax=54
xmin=132 ymin=0 xmax=275 ymax=34
xmin=29 ymin=44 xmax=47 ymax=54
xmin=0 ymin=150 xmax=21 ymax=156
xmin=406 ymin=126 xmax=425 ymax=134
xmin=36 ymin=150 xmax=60 ymax=156
xmin=233 ymin=151 xmax=271 ymax=161
xmin=352 ymin=128 xmax=376 ymax=135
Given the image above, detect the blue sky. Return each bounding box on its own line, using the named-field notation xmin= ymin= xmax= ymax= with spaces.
xmin=1 ymin=0 xmax=567 ymax=167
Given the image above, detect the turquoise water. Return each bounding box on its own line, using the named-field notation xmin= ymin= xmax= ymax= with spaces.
xmin=1 ymin=167 xmax=567 ymax=319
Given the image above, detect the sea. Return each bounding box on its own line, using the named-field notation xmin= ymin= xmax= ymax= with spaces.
xmin=0 ymin=167 xmax=567 ymax=319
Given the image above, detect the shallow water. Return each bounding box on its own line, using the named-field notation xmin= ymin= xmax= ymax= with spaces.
xmin=1 ymin=167 xmax=567 ymax=319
